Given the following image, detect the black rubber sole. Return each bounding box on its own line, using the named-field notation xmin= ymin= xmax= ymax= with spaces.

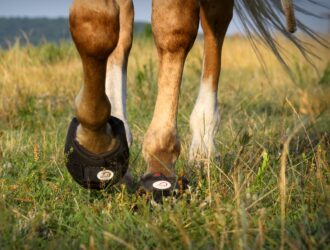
xmin=64 ymin=117 xmax=129 ymax=190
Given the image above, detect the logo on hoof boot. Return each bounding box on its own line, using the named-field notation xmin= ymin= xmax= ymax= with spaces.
xmin=152 ymin=180 xmax=171 ymax=190
xmin=97 ymin=170 xmax=114 ymax=181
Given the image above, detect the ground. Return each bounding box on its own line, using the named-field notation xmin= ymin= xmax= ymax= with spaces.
xmin=0 ymin=34 xmax=329 ymax=249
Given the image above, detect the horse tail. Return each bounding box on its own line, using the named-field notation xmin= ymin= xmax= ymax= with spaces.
xmin=234 ymin=0 xmax=329 ymax=71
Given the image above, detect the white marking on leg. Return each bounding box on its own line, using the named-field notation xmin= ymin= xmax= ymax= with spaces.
xmin=189 ymin=77 xmax=220 ymax=162
xmin=105 ymin=64 xmax=132 ymax=147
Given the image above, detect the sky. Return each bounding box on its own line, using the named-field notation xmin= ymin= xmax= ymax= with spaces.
xmin=0 ymin=0 xmax=329 ymax=34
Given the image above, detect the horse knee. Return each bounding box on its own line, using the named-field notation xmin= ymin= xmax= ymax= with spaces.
xmin=69 ymin=0 xmax=119 ymax=59
xmin=152 ymin=0 xmax=199 ymax=56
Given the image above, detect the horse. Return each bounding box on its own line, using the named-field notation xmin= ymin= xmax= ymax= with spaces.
xmin=64 ymin=0 xmax=318 ymax=196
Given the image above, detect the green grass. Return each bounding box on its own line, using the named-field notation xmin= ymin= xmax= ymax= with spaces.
xmin=0 ymin=36 xmax=329 ymax=249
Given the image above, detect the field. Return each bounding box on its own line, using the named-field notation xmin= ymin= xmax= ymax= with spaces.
xmin=0 ymin=34 xmax=329 ymax=249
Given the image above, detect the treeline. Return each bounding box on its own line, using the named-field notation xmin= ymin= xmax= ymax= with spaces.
xmin=0 ymin=17 xmax=150 ymax=49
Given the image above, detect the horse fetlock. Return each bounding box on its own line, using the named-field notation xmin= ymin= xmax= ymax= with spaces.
xmin=189 ymin=84 xmax=220 ymax=162
xmin=143 ymin=128 xmax=180 ymax=176
xmin=75 ymin=93 xmax=110 ymax=131
xmin=189 ymin=134 xmax=217 ymax=162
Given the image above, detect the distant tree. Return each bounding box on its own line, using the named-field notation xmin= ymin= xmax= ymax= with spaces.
xmin=0 ymin=18 xmax=150 ymax=49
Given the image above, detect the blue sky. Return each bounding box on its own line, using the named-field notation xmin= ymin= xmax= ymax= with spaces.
xmin=0 ymin=0 xmax=328 ymax=34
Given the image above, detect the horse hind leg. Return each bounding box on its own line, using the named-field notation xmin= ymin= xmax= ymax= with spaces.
xmin=189 ymin=0 xmax=234 ymax=162
xmin=106 ymin=0 xmax=134 ymax=147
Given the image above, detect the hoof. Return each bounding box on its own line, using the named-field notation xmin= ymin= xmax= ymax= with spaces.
xmin=137 ymin=173 xmax=189 ymax=202
xmin=64 ymin=117 xmax=129 ymax=190
xmin=189 ymin=153 xmax=221 ymax=168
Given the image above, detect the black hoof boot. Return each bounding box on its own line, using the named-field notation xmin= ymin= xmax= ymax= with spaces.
xmin=138 ymin=173 xmax=189 ymax=202
xmin=64 ymin=117 xmax=129 ymax=190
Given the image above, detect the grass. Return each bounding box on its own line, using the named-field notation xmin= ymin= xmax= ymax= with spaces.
xmin=0 ymin=35 xmax=329 ymax=249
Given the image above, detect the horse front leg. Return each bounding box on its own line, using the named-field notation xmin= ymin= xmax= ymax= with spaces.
xmin=70 ymin=0 xmax=119 ymax=153
xmin=142 ymin=0 xmax=199 ymax=180
xmin=66 ymin=0 xmax=129 ymax=189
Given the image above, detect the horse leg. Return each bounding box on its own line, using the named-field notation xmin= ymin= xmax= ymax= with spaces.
xmin=189 ymin=0 xmax=234 ymax=162
xmin=142 ymin=0 xmax=200 ymax=177
xmin=106 ymin=0 xmax=134 ymax=147
xmin=69 ymin=0 xmax=120 ymax=154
